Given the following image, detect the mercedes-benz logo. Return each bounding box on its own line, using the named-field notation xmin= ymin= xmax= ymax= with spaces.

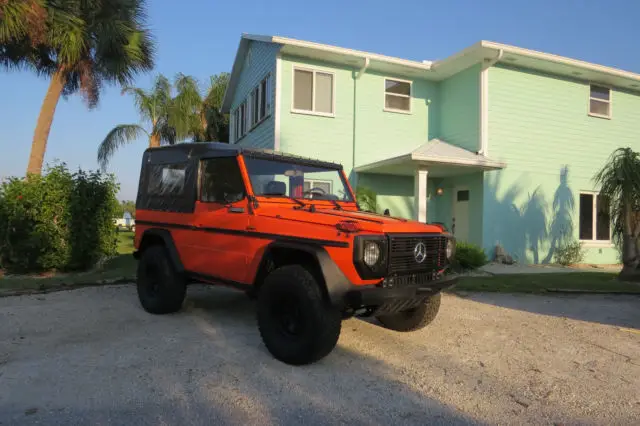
xmin=414 ymin=242 xmax=427 ymax=263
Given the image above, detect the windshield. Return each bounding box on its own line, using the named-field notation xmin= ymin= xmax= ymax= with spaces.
xmin=243 ymin=157 xmax=354 ymax=202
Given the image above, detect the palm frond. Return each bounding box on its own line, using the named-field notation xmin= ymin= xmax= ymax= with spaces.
xmin=97 ymin=124 xmax=149 ymax=170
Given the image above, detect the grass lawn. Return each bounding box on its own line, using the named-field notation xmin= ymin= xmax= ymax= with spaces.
xmin=0 ymin=231 xmax=137 ymax=295
xmin=454 ymin=272 xmax=640 ymax=294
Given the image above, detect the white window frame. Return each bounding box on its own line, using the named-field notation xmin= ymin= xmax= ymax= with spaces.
xmin=588 ymin=84 xmax=612 ymax=119
xmin=291 ymin=66 xmax=336 ymax=118
xmin=304 ymin=179 xmax=333 ymax=194
xmin=384 ymin=77 xmax=412 ymax=114
xmin=579 ymin=191 xmax=612 ymax=246
xmin=231 ymin=74 xmax=273 ymax=142
xmin=250 ymin=74 xmax=271 ymax=130
xmin=234 ymin=101 xmax=247 ymax=142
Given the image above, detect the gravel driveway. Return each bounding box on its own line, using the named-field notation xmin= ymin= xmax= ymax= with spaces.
xmin=1 ymin=285 xmax=639 ymax=425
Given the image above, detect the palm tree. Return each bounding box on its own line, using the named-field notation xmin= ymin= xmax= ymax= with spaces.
xmin=170 ymin=72 xmax=230 ymax=143
xmin=97 ymin=75 xmax=177 ymax=170
xmin=594 ymin=147 xmax=640 ymax=280
xmin=0 ymin=1 xmax=47 ymax=47
xmin=1 ymin=0 xmax=154 ymax=175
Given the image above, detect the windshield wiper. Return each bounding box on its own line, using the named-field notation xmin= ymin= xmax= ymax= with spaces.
xmin=329 ymin=199 xmax=343 ymax=210
xmin=263 ymin=194 xmax=307 ymax=209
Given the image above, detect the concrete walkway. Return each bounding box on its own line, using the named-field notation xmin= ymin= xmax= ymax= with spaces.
xmin=480 ymin=263 xmax=621 ymax=275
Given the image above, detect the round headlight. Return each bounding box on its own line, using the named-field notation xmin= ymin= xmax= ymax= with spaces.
xmin=363 ymin=241 xmax=381 ymax=266
xmin=446 ymin=239 xmax=455 ymax=260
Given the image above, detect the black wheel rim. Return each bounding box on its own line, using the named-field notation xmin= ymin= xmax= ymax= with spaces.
xmin=271 ymin=293 xmax=305 ymax=338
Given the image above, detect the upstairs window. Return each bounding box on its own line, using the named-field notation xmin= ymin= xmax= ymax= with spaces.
xmin=233 ymin=101 xmax=247 ymax=142
xmin=589 ymin=85 xmax=611 ymax=118
xmin=293 ymin=68 xmax=334 ymax=115
xmin=579 ymin=192 xmax=611 ymax=242
xmin=384 ymin=78 xmax=412 ymax=113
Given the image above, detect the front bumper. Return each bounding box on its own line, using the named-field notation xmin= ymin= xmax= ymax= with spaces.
xmin=343 ymin=274 xmax=458 ymax=310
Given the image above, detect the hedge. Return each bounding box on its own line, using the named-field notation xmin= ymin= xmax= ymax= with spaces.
xmin=0 ymin=164 xmax=119 ymax=273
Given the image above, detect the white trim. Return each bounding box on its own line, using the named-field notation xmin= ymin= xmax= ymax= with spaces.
xmin=291 ymin=66 xmax=336 ymax=116
xmin=588 ymin=84 xmax=612 ymax=119
xmin=478 ymin=40 xmax=640 ymax=85
xmin=274 ymin=53 xmax=282 ymax=150
xmin=414 ymin=168 xmax=428 ymax=223
xmin=383 ymin=77 xmax=412 ymax=114
xmin=578 ymin=191 xmax=612 ymax=244
xmin=479 ymin=67 xmax=489 ymax=155
xmin=244 ymin=34 xmax=432 ymax=71
xmin=411 ymin=153 xmax=506 ymax=169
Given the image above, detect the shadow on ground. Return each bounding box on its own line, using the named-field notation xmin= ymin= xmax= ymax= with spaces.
xmin=3 ymin=286 xmax=639 ymax=425
xmin=463 ymin=292 xmax=640 ymax=329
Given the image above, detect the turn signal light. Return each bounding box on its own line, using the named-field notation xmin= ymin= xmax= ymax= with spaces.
xmin=336 ymin=220 xmax=360 ymax=233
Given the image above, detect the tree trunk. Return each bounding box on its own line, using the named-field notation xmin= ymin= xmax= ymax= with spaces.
xmin=149 ymin=132 xmax=160 ymax=148
xmin=27 ymin=70 xmax=66 ymax=175
xmin=619 ymin=200 xmax=640 ymax=281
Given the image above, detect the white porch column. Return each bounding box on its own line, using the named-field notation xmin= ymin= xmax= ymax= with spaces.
xmin=414 ymin=167 xmax=428 ymax=223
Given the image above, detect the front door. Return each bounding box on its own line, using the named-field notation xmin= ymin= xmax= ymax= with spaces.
xmin=452 ymin=188 xmax=470 ymax=242
xmin=182 ymin=156 xmax=251 ymax=284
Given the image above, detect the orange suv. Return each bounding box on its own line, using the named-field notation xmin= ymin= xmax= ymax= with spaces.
xmin=134 ymin=143 xmax=456 ymax=365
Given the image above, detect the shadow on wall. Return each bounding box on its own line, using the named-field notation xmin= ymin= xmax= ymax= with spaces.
xmin=485 ymin=166 xmax=575 ymax=264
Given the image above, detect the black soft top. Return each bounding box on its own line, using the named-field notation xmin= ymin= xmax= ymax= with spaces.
xmin=144 ymin=142 xmax=343 ymax=170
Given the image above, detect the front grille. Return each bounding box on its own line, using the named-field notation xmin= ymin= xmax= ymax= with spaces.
xmin=388 ymin=235 xmax=447 ymax=274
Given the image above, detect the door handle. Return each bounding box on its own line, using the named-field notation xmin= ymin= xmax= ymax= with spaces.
xmin=228 ymin=207 xmax=245 ymax=213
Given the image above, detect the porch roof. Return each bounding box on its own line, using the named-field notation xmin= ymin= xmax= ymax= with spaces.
xmin=354 ymin=139 xmax=506 ymax=178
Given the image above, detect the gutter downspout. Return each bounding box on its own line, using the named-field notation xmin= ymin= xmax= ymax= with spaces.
xmin=352 ymin=57 xmax=370 ymax=189
xmin=478 ymin=49 xmax=503 ymax=155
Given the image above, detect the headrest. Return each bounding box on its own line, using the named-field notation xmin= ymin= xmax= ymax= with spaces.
xmin=265 ymin=180 xmax=286 ymax=196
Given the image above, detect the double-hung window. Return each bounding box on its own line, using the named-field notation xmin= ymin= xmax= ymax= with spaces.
xmin=384 ymin=78 xmax=412 ymax=113
xmin=231 ymin=74 xmax=272 ymax=142
xmin=589 ymin=85 xmax=611 ymax=118
xmin=293 ymin=68 xmax=334 ymax=115
xmin=579 ymin=192 xmax=611 ymax=243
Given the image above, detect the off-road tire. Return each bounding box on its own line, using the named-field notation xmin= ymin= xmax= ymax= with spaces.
xmin=257 ymin=265 xmax=341 ymax=365
xmin=376 ymin=293 xmax=441 ymax=332
xmin=137 ymin=245 xmax=186 ymax=314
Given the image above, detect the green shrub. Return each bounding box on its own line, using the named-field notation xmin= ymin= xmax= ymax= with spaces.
xmin=0 ymin=164 xmax=119 ymax=273
xmin=454 ymin=242 xmax=488 ymax=270
xmin=355 ymin=186 xmax=377 ymax=212
xmin=554 ymin=240 xmax=585 ymax=266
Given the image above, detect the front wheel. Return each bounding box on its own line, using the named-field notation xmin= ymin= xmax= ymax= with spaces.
xmin=376 ymin=293 xmax=441 ymax=332
xmin=257 ymin=265 xmax=341 ymax=365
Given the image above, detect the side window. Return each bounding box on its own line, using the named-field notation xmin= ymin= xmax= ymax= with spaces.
xmin=200 ymin=157 xmax=246 ymax=204
xmin=147 ymin=164 xmax=186 ymax=196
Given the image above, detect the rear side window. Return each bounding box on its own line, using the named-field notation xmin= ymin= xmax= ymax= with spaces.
xmin=200 ymin=157 xmax=246 ymax=203
xmin=147 ymin=164 xmax=186 ymax=196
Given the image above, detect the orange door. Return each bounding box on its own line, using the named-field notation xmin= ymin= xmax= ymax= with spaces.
xmin=180 ymin=157 xmax=252 ymax=284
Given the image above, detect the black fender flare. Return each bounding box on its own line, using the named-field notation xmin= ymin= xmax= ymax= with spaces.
xmin=136 ymin=228 xmax=185 ymax=274
xmin=259 ymin=241 xmax=352 ymax=309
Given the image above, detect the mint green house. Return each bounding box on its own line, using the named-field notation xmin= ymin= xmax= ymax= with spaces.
xmin=221 ymin=34 xmax=640 ymax=265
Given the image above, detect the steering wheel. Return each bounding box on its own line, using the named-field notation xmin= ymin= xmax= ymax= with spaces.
xmin=303 ymin=187 xmax=327 ymax=197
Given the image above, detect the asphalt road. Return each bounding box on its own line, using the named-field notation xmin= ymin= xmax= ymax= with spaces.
xmin=1 ymin=285 xmax=639 ymax=425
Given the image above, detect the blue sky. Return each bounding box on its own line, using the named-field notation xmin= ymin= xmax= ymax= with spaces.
xmin=0 ymin=0 xmax=638 ymax=200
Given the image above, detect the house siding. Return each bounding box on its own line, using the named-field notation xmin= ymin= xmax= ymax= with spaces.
xmin=485 ymin=64 xmax=640 ymax=264
xmin=438 ymin=64 xmax=480 ymax=152
xmin=231 ymin=41 xmax=280 ymax=149
xmin=353 ymin=71 xmax=438 ymax=168
xmin=279 ymin=55 xmax=355 ymax=174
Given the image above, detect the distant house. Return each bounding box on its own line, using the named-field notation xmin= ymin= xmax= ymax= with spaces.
xmin=221 ymin=34 xmax=640 ymax=264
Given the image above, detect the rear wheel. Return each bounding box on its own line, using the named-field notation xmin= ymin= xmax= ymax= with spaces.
xmin=257 ymin=265 xmax=341 ymax=365
xmin=137 ymin=245 xmax=186 ymax=314
xmin=376 ymin=293 xmax=441 ymax=332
